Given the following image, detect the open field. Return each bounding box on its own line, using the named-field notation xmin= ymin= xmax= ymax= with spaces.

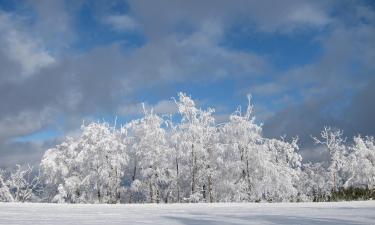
xmin=0 ymin=201 xmax=374 ymax=225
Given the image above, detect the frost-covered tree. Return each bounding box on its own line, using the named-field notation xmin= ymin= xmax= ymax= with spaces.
xmin=0 ymin=172 xmax=13 ymax=202
xmin=6 ymin=165 xmax=41 ymax=202
xmin=263 ymin=138 xmax=302 ymax=201
xmin=165 ymin=117 xmax=183 ymax=203
xmin=39 ymin=137 xmax=75 ymax=202
xmin=123 ymin=106 xmax=171 ymax=203
xmin=174 ymin=93 xmax=218 ymax=202
xmin=40 ymin=122 xmax=127 ymax=203
xmin=33 ymin=92 xmax=374 ymax=204
xmin=218 ymin=95 xmax=263 ymax=201
xmin=218 ymin=95 xmax=302 ymax=202
xmin=345 ymin=136 xmax=375 ymax=189
xmin=52 ymin=184 xmax=67 ymax=203
xmin=312 ymin=127 xmax=347 ymax=191
xmin=80 ymin=122 xmax=127 ymax=203
xmin=300 ymin=163 xmax=331 ymax=201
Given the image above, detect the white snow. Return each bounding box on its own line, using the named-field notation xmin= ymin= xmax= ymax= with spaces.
xmin=0 ymin=201 xmax=374 ymax=225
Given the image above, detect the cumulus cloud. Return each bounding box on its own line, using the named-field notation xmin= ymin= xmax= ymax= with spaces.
xmin=0 ymin=139 xmax=57 ymax=169
xmin=283 ymin=3 xmax=332 ymax=29
xmin=251 ymin=4 xmax=375 ymax=157
xmin=103 ymin=14 xmax=138 ymax=31
xmin=153 ymin=100 xmax=178 ymax=115
xmin=29 ymin=0 xmax=76 ymax=50
xmin=128 ymin=0 xmax=333 ymax=35
xmin=247 ymin=83 xmax=287 ymax=96
xmin=4 ymin=32 xmax=55 ymax=76
xmin=0 ymin=12 xmax=55 ymax=79
xmin=0 ymin=0 xmax=374 ymax=166
xmin=0 ymin=108 xmax=55 ymax=141
xmin=118 ymin=99 xmax=177 ymax=117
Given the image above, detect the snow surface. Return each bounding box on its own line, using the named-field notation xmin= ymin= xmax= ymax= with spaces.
xmin=0 ymin=201 xmax=374 ymax=225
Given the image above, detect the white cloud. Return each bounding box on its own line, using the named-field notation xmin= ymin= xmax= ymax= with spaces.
xmin=250 ymin=2 xmax=333 ymax=33
xmin=214 ymin=113 xmax=230 ymax=124
xmin=0 ymin=108 xmax=55 ymax=141
xmin=286 ymin=4 xmax=332 ymax=28
xmin=117 ymin=103 xmax=140 ymax=117
xmin=122 ymin=20 xmax=268 ymax=83
xmin=153 ymin=100 xmax=177 ymax=114
xmin=0 ymin=13 xmax=55 ymax=78
xmin=5 ymin=31 xmax=55 ymax=76
xmin=248 ymin=83 xmax=286 ymax=96
xmin=103 ymin=15 xmax=138 ymax=32
xmin=59 ymin=87 xmax=83 ymax=110
xmin=128 ymin=0 xmax=333 ymax=35
xmin=118 ymin=99 xmax=177 ymax=117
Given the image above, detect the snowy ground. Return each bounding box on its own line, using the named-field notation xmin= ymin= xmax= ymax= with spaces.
xmin=0 ymin=201 xmax=374 ymax=225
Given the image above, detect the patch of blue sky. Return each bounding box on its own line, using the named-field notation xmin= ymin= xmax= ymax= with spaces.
xmin=0 ymin=0 xmax=37 ymax=25
xmin=71 ymin=2 xmax=146 ymax=53
xmin=133 ymin=78 xmax=250 ymax=115
xmin=0 ymin=0 xmax=17 ymax=12
xmin=106 ymin=0 xmax=131 ymax=15
xmin=220 ymin=23 xmax=325 ymax=71
xmin=12 ymin=129 xmax=63 ymax=143
xmin=82 ymin=78 xmax=248 ymax=127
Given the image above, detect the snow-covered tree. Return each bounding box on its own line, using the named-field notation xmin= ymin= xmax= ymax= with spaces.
xmin=40 ymin=122 xmax=128 ymax=203
xmin=300 ymin=163 xmax=331 ymax=201
xmin=345 ymin=136 xmax=375 ymax=189
xmin=0 ymin=172 xmax=13 ymax=202
xmin=218 ymin=95 xmax=263 ymax=201
xmin=123 ymin=106 xmax=171 ymax=203
xmin=218 ymin=95 xmax=302 ymax=202
xmin=165 ymin=117 xmax=183 ymax=203
xmin=174 ymin=93 xmax=218 ymax=202
xmin=32 ymin=92 xmax=374 ymax=204
xmin=263 ymin=138 xmax=302 ymax=201
xmin=80 ymin=122 xmax=127 ymax=203
xmin=52 ymin=184 xmax=67 ymax=203
xmin=6 ymin=164 xmax=41 ymax=202
xmin=312 ymin=127 xmax=347 ymax=191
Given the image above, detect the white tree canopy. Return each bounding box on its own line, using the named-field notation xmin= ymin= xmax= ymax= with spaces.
xmin=1 ymin=92 xmax=373 ymax=204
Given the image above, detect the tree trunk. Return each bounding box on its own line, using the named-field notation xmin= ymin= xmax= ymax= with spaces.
xmin=155 ymin=172 xmax=159 ymax=203
xmin=208 ymin=172 xmax=213 ymax=203
xmin=128 ymin=164 xmax=137 ymax=203
xmin=191 ymin=144 xmax=197 ymax=198
xmin=176 ymin=156 xmax=180 ymax=203
xmin=156 ymin=189 xmax=160 ymax=204
xmin=202 ymin=184 xmax=206 ymax=200
xmin=246 ymin=158 xmax=251 ymax=198
xmin=149 ymin=180 xmax=154 ymax=203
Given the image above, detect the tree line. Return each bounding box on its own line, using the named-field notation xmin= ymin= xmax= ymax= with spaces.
xmin=1 ymin=93 xmax=374 ymax=203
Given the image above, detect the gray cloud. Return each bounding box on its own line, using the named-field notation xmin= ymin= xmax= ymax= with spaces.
xmin=0 ymin=0 xmax=374 ymax=167
xmin=347 ymin=79 xmax=375 ymax=136
xmin=129 ymin=0 xmax=334 ymax=38
xmin=258 ymin=4 xmax=375 ymax=161
xmin=0 ymin=139 xmax=59 ymax=169
xmin=103 ymin=14 xmax=139 ymax=32
xmin=263 ymin=79 xmax=375 ymax=162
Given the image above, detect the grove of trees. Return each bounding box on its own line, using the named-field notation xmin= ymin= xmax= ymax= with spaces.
xmin=0 ymin=93 xmax=374 ymax=203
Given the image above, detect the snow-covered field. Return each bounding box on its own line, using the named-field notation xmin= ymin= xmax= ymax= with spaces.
xmin=0 ymin=201 xmax=374 ymax=225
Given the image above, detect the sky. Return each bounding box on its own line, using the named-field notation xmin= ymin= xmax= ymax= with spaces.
xmin=0 ymin=0 xmax=374 ymax=168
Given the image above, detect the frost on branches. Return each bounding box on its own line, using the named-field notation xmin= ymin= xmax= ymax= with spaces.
xmin=37 ymin=93 xmax=304 ymax=203
xmin=218 ymin=95 xmax=302 ymax=202
xmin=40 ymin=122 xmax=128 ymax=203
xmin=0 ymin=172 xmax=13 ymax=202
xmin=0 ymin=165 xmax=41 ymax=202
xmin=1 ymin=92 xmax=374 ymax=203
xmin=345 ymin=136 xmax=375 ymax=189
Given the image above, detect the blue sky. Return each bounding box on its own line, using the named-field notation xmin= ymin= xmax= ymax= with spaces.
xmin=0 ymin=0 xmax=374 ymax=167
